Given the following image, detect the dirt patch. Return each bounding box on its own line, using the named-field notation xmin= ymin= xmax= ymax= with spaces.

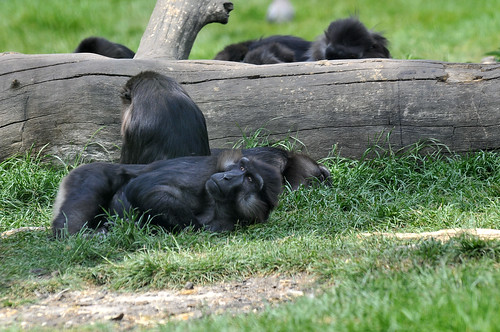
xmin=0 ymin=227 xmax=46 ymax=238
xmin=0 ymin=274 xmax=316 ymax=330
xmin=3 ymin=227 xmax=499 ymax=329
xmin=360 ymin=228 xmax=500 ymax=241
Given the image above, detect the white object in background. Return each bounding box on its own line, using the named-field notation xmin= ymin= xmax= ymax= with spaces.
xmin=266 ymin=0 xmax=295 ymax=23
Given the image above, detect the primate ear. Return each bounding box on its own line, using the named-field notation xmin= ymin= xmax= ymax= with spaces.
xmin=120 ymin=87 xmax=131 ymax=101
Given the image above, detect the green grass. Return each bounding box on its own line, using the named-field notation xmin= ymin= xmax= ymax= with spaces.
xmin=1 ymin=143 xmax=499 ymax=330
xmin=164 ymin=262 xmax=500 ymax=332
xmin=1 ymin=1 xmax=500 ymax=329
xmin=1 ymin=0 xmax=499 ymax=62
xmin=0 ymin=148 xmax=65 ymax=232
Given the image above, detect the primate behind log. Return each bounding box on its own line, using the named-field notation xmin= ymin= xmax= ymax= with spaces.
xmin=214 ymin=17 xmax=390 ymax=64
xmin=307 ymin=17 xmax=390 ymax=60
xmin=243 ymin=42 xmax=296 ymax=64
xmin=214 ymin=40 xmax=255 ymax=62
xmin=74 ymin=36 xmax=135 ymax=59
xmin=120 ymin=71 xmax=210 ymax=164
xmin=214 ymin=36 xmax=310 ymax=64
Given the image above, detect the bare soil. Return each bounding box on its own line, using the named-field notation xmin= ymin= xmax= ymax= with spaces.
xmin=0 ymin=274 xmax=316 ymax=330
xmin=360 ymin=228 xmax=500 ymax=241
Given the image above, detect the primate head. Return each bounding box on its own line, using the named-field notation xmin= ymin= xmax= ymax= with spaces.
xmin=206 ymin=156 xmax=283 ymax=225
xmin=309 ymin=17 xmax=391 ymax=60
xmin=227 ymin=147 xmax=331 ymax=190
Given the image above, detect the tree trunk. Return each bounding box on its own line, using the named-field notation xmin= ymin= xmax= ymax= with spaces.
xmin=135 ymin=0 xmax=233 ymax=60
xmin=0 ymin=53 xmax=498 ymax=162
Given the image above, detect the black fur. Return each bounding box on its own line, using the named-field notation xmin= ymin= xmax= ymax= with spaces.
xmin=111 ymin=151 xmax=283 ymax=232
xmin=213 ymin=147 xmax=331 ymax=190
xmin=214 ymin=17 xmax=390 ymax=64
xmin=120 ymin=71 xmax=210 ymax=164
xmin=249 ymin=36 xmax=311 ymax=62
xmin=74 ymin=36 xmax=135 ymax=59
xmin=214 ymin=40 xmax=255 ymax=62
xmin=243 ymin=42 xmax=296 ymax=64
xmin=51 ymin=163 xmax=144 ymax=237
xmin=214 ymin=36 xmax=311 ymax=64
xmin=51 ymin=147 xmax=330 ymax=236
xmin=51 ymin=151 xmax=283 ymax=235
xmin=307 ymin=17 xmax=391 ymax=60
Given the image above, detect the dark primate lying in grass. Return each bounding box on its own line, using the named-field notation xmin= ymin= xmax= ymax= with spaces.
xmin=51 ymin=147 xmax=330 ymax=237
xmin=214 ymin=40 xmax=255 ymax=62
xmin=214 ymin=17 xmax=390 ymax=64
xmin=74 ymin=36 xmax=135 ymax=58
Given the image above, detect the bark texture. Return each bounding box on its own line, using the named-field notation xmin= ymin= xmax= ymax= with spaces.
xmin=0 ymin=53 xmax=498 ymax=162
xmin=135 ymin=0 xmax=233 ymax=60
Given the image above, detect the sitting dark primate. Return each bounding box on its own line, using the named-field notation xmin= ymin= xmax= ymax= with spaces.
xmin=120 ymin=71 xmax=210 ymax=164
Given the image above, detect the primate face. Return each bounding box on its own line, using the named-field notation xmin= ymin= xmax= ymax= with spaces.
xmin=205 ymin=156 xmax=283 ymax=224
xmin=206 ymin=157 xmax=265 ymax=202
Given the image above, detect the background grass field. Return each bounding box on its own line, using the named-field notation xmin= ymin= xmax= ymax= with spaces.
xmin=0 ymin=0 xmax=499 ymax=62
xmin=1 ymin=1 xmax=500 ymax=330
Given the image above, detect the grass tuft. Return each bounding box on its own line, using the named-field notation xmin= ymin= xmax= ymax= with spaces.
xmin=0 ymin=148 xmax=65 ymax=232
